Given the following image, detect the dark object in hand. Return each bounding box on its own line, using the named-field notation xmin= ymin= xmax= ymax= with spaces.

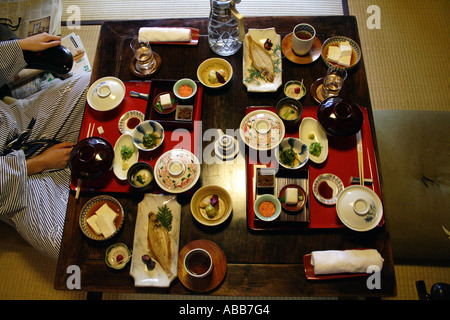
xmin=23 ymin=45 xmax=73 ymax=74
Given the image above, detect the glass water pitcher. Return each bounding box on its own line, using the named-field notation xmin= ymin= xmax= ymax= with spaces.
xmin=208 ymin=0 xmax=244 ymax=56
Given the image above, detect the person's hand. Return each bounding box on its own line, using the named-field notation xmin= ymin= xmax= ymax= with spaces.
xmin=17 ymin=32 xmax=61 ymax=52
xmin=26 ymin=142 xmax=75 ymax=175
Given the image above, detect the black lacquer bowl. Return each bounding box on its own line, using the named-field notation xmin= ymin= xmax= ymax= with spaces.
xmin=69 ymin=137 xmax=114 ymax=180
xmin=317 ymin=96 xmax=363 ymax=137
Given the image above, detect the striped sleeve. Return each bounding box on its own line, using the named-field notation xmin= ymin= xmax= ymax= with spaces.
xmin=0 ymin=150 xmax=28 ymax=217
xmin=0 ymin=40 xmax=27 ymax=87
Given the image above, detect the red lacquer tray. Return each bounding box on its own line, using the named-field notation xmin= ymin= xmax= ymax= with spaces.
xmin=246 ymin=106 xmax=383 ymax=230
xmin=70 ymin=80 xmax=202 ymax=194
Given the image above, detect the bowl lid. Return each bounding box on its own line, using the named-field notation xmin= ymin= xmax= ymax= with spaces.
xmin=87 ymin=77 xmax=125 ymax=111
xmin=154 ymin=149 xmax=201 ymax=193
xmin=317 ymin=97 xmax=363 ymax=136
xmin=69 ymin=137 xmax=114 ymax=180
xmin=336 ymin=185 xmax=383 ymax=232
xmin=240 ymin=109 xmax=285 ymax=151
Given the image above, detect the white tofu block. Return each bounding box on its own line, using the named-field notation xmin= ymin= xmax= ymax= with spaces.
xmin=95 ymin=212 xmax=116 ymax=238
xmin=285 ymin=188 xmax=298 ymax=205
xmin=95 ymin=203 xmax=118 ymax=221
xmin=338 ymin=54 xmax=351 ymax=67
xmin=86 ymin=214 xmax=102 ymax=236
xmin=160 ymin=93 xmax=172 ymax=110
xmin=327 ymin=45 xmax=341 ymax=63
xmin=339 ymin=41 xmax=352 ymax=57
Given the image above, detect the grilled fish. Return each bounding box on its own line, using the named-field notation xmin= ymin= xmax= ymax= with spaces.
xmin=247 ymin=35 xmax=275 ymax=82
xmin=147 ymin=211 xmax=173 ymax=278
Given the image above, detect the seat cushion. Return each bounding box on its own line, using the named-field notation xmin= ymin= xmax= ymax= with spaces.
xmin=373 ymin=110 xmax=450 ymax=263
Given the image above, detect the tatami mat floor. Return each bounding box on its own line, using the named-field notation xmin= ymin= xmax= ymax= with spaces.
xmin=1 ymin=0 xmax=449 ymax=300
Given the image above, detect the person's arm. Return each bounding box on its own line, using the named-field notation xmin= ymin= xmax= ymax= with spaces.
xmin=0 ymin=33 xmax=62 ymax=87
xmin=25 ymin=142 xmax=74 ymax=175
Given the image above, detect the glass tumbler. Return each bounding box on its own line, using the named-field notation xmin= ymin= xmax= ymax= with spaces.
xmin=130 ymin=37 xmax=155 ymax=72
xmin=321 ymin=67 xmax=347 ymax=98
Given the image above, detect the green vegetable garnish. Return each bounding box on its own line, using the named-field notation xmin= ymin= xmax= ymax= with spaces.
xmin=310 ymin=142 xmax=323 ymax=157
xmin=142 ymin=133 xmax=159 ymax=149
xmin=157 ymin=204 xmax=173 ymax=231
xmin=136 ymin=174 xmax=145 ymax=184
xmin=120 ymin=145 xmax=134 ymax=161
xmin=279 ymin=148 xmax=297 ymax=167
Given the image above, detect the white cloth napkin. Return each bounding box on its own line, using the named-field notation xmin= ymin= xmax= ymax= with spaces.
xmin=138 ymin=27 xmax=191 ymax=42
xmin=310 ymin=249 xmax=384 ymax=275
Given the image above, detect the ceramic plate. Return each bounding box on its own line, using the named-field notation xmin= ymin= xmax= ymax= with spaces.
xmin=154 ymin=149 xmax=201 ymax=193
xmin=113 ymin=134 xmax=139 ymax=180
xmin=243 ymin=28 xmax=282 ymax=92
xmin=299 ymin=117 xmax=328 ymax=164
xmin=312 ymin=173 xmax=344 ymax=205
xmin=118 ymin=110 xmax=144 ymax=134
xmin=336 ymin=185 xmax=383 ymax=232
xmin=130 ymin=194 xmax=181 ymax=287
xmin=239 ymin=109 xmax=285 ymax=151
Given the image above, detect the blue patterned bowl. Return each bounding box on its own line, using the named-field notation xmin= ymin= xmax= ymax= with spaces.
xmin=275 ymin=137 xmax=309 ymax=170
xmin=132 ymin=120 xmax=164 ymax=151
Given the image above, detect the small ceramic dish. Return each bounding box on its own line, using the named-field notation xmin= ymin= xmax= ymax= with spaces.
xmin=256 ymin=168 xmax=276 ymax=189
xmin=173 ymin=78 xmax=197 ymax=100
xmin=254 ymin=194 xmax=281 ymax=222
xmin=197 ymin=57 xmax=233 ymax=88
xmin=127 ymin=162 xmax=154 ymax=190
xmin=190 ymin=185 xmax=233 ymax=226
xmin=118 ymin=110 xmax=144 ymax=135
xmin=152 ymin=92 xmax=177 ymax=114
xmin=284 ymin=80 xmax=306 ymax=100
xmin=321 ymin=36 xmax=361 ymax=70
xmin=79 ymin=195 xmax=124 ymax=241
xmin=132 ymin=120 xmax=164 ymax=151
xmin=299 ymin=117 xmax=329 ymax=164
xmin=113 ymin=134 xmax=139 ymax=180
xmin=276 ymin=97 xmax=303 ymax=130
xmin=105 ymin=243 xmax=132 ymax=270
xmin=278 ymin=184 xmax=307 ymax=212
xmin=175 ymin=105 xmax=193 ymax=121
xmin=275 ymin=137 xmax=309 ymax=170
xmin=87 ymin=77 xmax=125 ymax=111
xmin=69 ymin=137 xmax=114 ymax=180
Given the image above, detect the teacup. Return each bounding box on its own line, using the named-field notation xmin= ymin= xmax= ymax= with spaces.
xmin=184 ymin=248 xmax=213 ymax=278
xmin=292 ymin=23 xmax=316 ymax=56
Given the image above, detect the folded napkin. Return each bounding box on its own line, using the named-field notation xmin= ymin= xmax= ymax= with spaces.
xmin=138 ymin=27 xmax=191 ymax=42
xmin=310 ymin=249 xmax=384 ymax=275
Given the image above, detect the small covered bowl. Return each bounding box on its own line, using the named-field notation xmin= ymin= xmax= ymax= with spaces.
xmin=69 ymin=137 xmax=114 ymax=180
xmin=132 ymin=120 xmax=164 ymax=151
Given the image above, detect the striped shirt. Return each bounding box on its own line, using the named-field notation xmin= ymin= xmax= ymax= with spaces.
xmin=0 ymin=40 xmax=91 ymax=260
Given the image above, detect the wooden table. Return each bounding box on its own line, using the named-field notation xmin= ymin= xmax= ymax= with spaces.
xmin=55 ymin=16 xmax=397 ymax=298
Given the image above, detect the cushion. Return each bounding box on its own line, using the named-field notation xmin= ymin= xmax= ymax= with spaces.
xmin=373 ymin=110 xmax=449 ymax=263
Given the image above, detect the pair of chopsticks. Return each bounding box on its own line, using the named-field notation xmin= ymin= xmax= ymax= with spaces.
xmin=356 ymin=131 xmax=374 ymax=190
xmin=75 ymin=123 xmax=96 ymax=199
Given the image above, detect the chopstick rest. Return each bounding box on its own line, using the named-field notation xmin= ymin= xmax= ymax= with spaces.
xmin=310 ymin=249 xmax=384 ymax=275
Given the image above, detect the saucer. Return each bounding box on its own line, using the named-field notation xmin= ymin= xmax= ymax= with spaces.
xmin=178 ymin=239 xmax=227 ymax=292
xmin=281 ymin=33 xmax=322 ymax=65
xmin=129 ymin=52 xmax=161 ymax=78
xmin=310 ymin=77 xmax=327 ymax=104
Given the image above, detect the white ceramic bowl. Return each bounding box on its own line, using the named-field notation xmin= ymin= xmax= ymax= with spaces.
xmin=173 ymin=78 xmax=197 ymax=100
xmin=275 ymin=137 xmax=309 ymax=170
xmin=254 ymin=194 xmax=281 ymax=222
xmin=87 ymin=76 xmax=125 ymax=111
xmin=197 ymin=58 xmax=233 ymax=88
xmin=190 ymin=185 xmax=233 ymax=226
xmin=132 ymin=120 xmax=164 ymax=151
